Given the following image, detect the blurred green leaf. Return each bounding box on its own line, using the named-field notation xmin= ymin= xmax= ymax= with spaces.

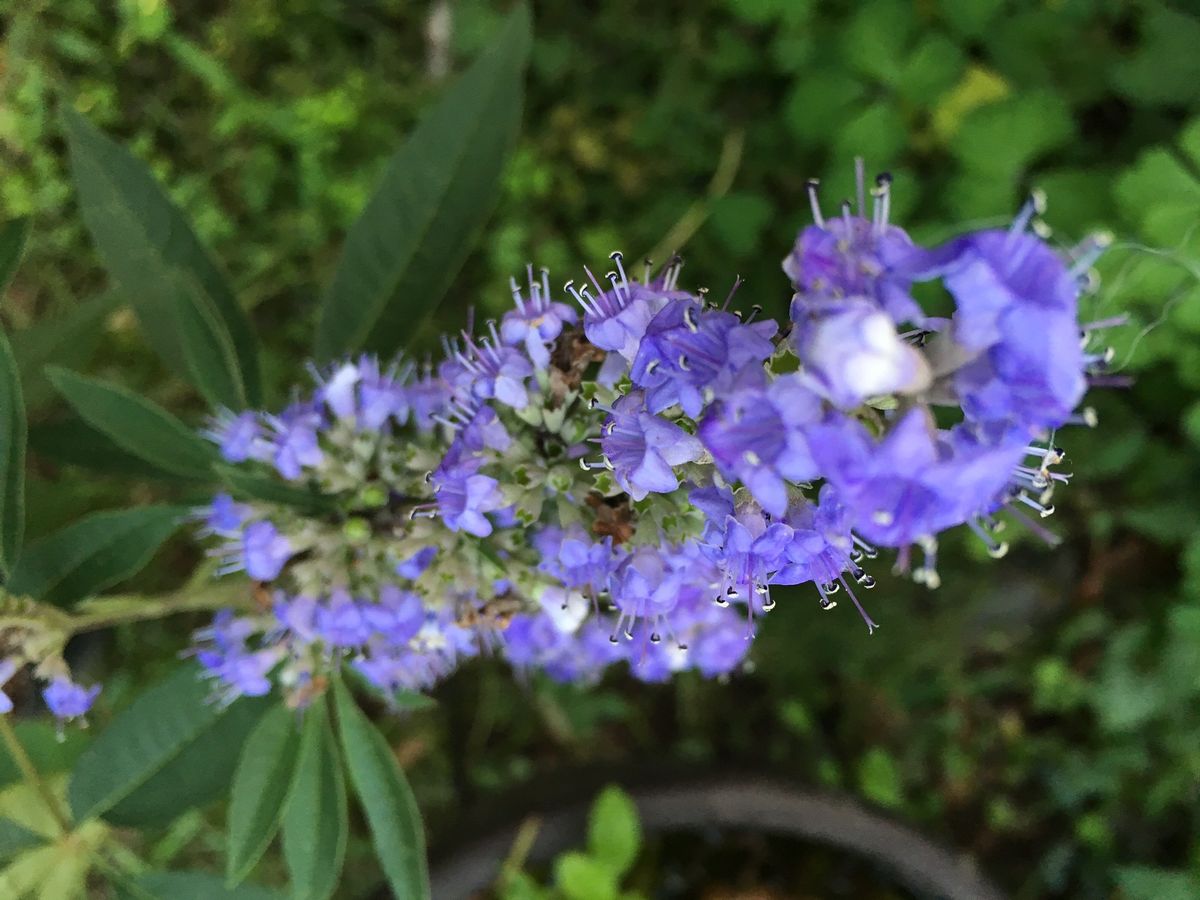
xmin=9 ymin=292 xmax=118 ymax=411
xmin=0 ymin=819 xmax=42 ymax=863
xmin=60 ymin=106 xmax=259 ymax=408
xmin=555 ymin=851 xmax=618 ymax=900
xmin=0 ymin=330 xmax=25 ymax=579
xmin=131 ymin=871 xmax=283 ymax=900
xmin=1111 ymin=7 xmax=1200 ymax=106
xmin=314 ymin=3 xmax=532 ymax=360
xmin=7 ymin=505 xmax=187 ymax=607
xmin=707 ymin=193 xmax=773 ymax=256
xmin=332 ymin=679 xmax=429 ymax=900
xmin=587 ymin=786 xmax=640 ymax=878
xmin=281 ymin=696 xmax=346 ymax=900
xmin=1114 ymin=866 xmax=1200 ymax=900
xmin=47 ymin=367 xmax=215 ymax=481
xmin=0 ymin=723 xmax=90 ymax=791
xmin=226 ymin=705 xmax=302 ymax=887
xmin=216 ymin=465 xmax=336 ymax=516
xmin=0 ymin=218 xmax=30 ymax=297
xmin=857 ymin=747 xmax=903 ymax=809
xmin=68 ymin=664 xmax=267 ymax=823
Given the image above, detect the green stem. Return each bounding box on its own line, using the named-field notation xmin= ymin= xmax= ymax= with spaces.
xmin=0 ymin=715 xmax=71 ymax=836
xmin=66 ymin=578 xmax=253 ymax=637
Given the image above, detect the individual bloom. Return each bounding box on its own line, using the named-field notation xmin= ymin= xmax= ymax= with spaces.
xmin=458 ymin=404 xmax=512 ymax=453
xmin=953 ymin=305 xmax=1086 ymax=431
xmin=362 ymin=585 xmax=425 ymax=645
xmin=315 ymin=590 xmax=373 ymax=648
xmin=501 ymin=267 xmax=578 ymax=369
xmin=432 ymin=449 xmax=505 ymax=537
xmin=267 ymin=402 xmax=324 ymax=479
xmin=599 ymin=391 xmax=704 ymax=501
xmin=0 ymin=659 xmax=18 ymax=714
xmin=533 ymin=526 xmax=619 ymax=594
xmin=609 ymin=546 xmax=714 ymax=645
xmin=199 ymin=644 xmax=279 ymax=701
xmin=357 ymin=356 xmax=410 ymax=431
xmin=569 ymin=253 xmax=690 ymax=362
xmin=314 ymin=360 xmax=361 ymax=420
xmin=502 ymin=612 xmax=569 ymax=670
xmin=42 ymin=677 xmax=100 ymax=721
xmin=785 ymin=174 xmax=925 ymax=324
xmin=928 ymin=229 xmax=1080 ymax=353
xmin=241 ymin=520 xmax=293 ymax=581
xmin=204 ymin=409 xmax=265 ymax=463
xmin=697 ymin=369 xmax=822 ymax=516
xmin=676 ymin=600 xmax=753 ymax=678
xmin=407 ymin=367 xmax=452 ymax=432
xmin=631 ymin=298 xmax=777 ymax=417
xmin=201 ymin=493 xmax=248 ymax=537
xmin=451 ymin=327 xmax=535 ymax=409
xmin=273 ymin=594 xmax=319 ymax=643
xmin=935 ymin=423 xmax=1031 ymax=528
xmin=791 ymin=299 xmax=931 ymax=408
xmin=709 ymin=504 xmax=793 ymax=601
xmin=396 ymin=546 xmax=437 ymax=580
xmin=773 ymin=486 xmax=858 ymax=588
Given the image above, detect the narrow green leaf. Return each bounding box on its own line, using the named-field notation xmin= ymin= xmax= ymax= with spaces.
xmin=217 ymin=465 xmax=337 ymax=516
xmin=7 ymin=505 xmax=188 ymax=607
xmin=313 ymin=3 xmax=532 ymax=360
xmin=130 ymin=871 xmax=284 ymax=900
xmin=0 ymin=218 xmax=30 ymax=297
xmin=60 ymin=106 xmax=260 ymax=407
xmin=281 ymin=697 xmax=347 ymax=900
xmin=0 ymin=330 xmax=25 ymax=578
xmin=104 ymin=692 xmax=270 ymax=827
xmin=68 ymin=664 xmax=266 ymax=823
xmin=47 ymin=367 xmax=215 ymax=480
xmin=29 ymin=418 xmax=186 ymax=480
xmin=0 ymin=819 xmax=43 ymax=862
xmin=332 ymin=679 xmax=429 ymax=899
xmin=226 ymin=705 xmax=302 ymax=886
xmin=10 ymin=292 xmax=118 ymax=411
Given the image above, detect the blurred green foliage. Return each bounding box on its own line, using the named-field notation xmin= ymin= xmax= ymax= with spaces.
xmin=4 ymin=0 xmax=1200 ymax=897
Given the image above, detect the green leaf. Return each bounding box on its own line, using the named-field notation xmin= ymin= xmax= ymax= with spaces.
xmin=216 ymin=465 xmax=337 ymax=515
xmin=130 ymin=871 xmax=284 ymax=900
xmin=47 ymin=367 xmax=215 ymax=481
xmin=587 ymin=786 xmax=640 ymax=878
xmin=0 ymin=330 xmax=25 ymax=579
xmin=227 ymin=705 xmax=302 ymax=886
xmin=105 ymin=691 xmax=270 ymax=827
xmin=7 ymin=505 xmax=188 ymax=607
xmin=0 ymin=723 xmax=90 ymax=790
xmin=0 ymin=218 xmax=30 ymax=297
xmin=281 ymin=697 xmax=347 ymax=900
xmin=29 ymin=418 xmax=183 ymax=480
xmin=332 ymin=679 xmax=429 ymax=900
xmin=60 ymin=106 xmax=259 ymax=407
xmin=1114 ymin=866 xmax=1200 ymax=900
xmin=0 ymin=819 xmax=43 ymax=862
xmin=313 ymin=3 xmax=532 ymax=360
xmin=67 ymin=664 xmax=264 ymax=822
xmin=857 ymin=747 xmax=903 ymax=809
xmin=10 ymin=293 xmax=119 ymax=411
xmin=554 ymin=851 xmax=618 ymax=900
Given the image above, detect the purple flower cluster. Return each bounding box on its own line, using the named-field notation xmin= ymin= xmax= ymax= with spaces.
xmin=191 ymin=166 xmax=1117 ymax=707
xmin=0 ymin=657 xmax=100 ymax=723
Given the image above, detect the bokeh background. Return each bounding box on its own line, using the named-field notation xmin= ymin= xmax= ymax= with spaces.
xmin=4 ymin=0 xmax=1200 ymax=896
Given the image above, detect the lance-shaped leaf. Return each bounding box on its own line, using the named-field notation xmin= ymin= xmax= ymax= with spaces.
xmin=68 ymin=664 xmax=267 ymax=823
xmin=226 ymin=704 xmax=302 ymax=886
xmin=7 ymin=505 xmax=188 ymax=607
xmin=332 ymin=679 xmax=430 ymax=899
xmin=130 ymin=871 xmax=284 ymax=900
xmin=10 ymin=292 xmax=118 ymax=411
xmin=281 ymin=696 xmax=347 ymax=900
xmin=0 ymin=217 xmax=29 ymax=298
xmin=61 ymin=107 xmax=260 ymax=408
xmin=0 ymin=330 xmax=25 ymax=579
xmin=0 ymin=820 xmax=42 ymax=863
xmin=313 ymin=3 xmax=532 ymax=361
xmin=47 ymin=367 xmax=215 ymax=481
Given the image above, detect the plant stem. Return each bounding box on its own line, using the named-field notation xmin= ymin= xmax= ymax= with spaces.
xmin=66 ymin=578 xmax=253 ymax=637
xmin=0 ymin=715 xmax=72 ymax=836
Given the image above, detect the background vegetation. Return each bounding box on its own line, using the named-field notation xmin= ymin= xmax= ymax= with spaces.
xmin=3 ymin=0 xmax=1200 ymax=896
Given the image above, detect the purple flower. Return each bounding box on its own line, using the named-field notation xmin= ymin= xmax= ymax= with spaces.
xmin=396 ymin=546 xmax=437 ymax=580
xmin=569 ymin=254 xmax=690 ymax=362
xmin=458 ymin=404 xmax=512 ymax=453
xmin=631 ymin=298 xmax=777 ymax=417
xmin=433 ymin=449 xmax=505 ymax=537
xmin=791 ymin=299 xmax=930 ymax=408
xmin=200 ymin=493 xmax=248 ymax=536
xmin=533 ymin=526 xmax=619 ymax=594
xmin=697 ymin=369 xmax=822 ymax=516
xmin=205 ymin=410 xmax=264 ymax=463
xmin=773 ymin=487 xmax=857 ymax=588
xmin=705 ymin=503 xmax=792 ymax=600
xmin=316 ymin=361 xmax=361 ymax=420
xmin=357 ymin=356 xmax=410 ymax=430
xmin=42 ymin=677 xmax=100 ymax=721
xmin=362 ymin=585 xmax=425 ymax=644
xmin=785 ymin=215 xmax=924 ymax=324
xmin=315 ymin=590 xmax=373 ymax=648
xmin=501 ymin=268 xmax=578 ymax=369
xmin=241 ymin=520 xmax=293 ymax=581
xmin=451 ymin=330 xmax=534 ymax=410
xmin=600 ymin=392 xmax=703 ymax=501
xmin=268 ymin=403 xmax=324 ymax=479
xmin=407 ymin=368 xmax=451 ymax=432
